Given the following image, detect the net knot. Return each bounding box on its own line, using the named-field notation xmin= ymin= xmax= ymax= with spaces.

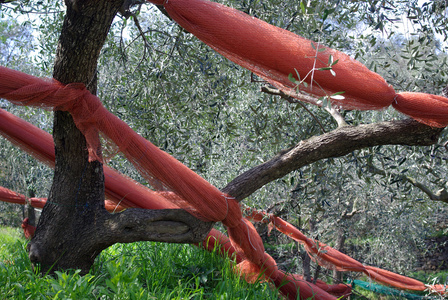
xmin=52 ymin=82 xmax=106 ymax=161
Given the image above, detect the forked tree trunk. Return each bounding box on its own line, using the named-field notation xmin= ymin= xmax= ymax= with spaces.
xmin=27 ymin=0 xmax=124 ymax=273
xmin=27 ymin=0 xmax=212 ymax=274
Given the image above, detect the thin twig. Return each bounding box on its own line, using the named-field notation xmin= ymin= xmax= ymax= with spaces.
xmin=367 ymin=163 xmax=448 ymax=203
xmin=261 ymin=86 xmax=326 ymax=132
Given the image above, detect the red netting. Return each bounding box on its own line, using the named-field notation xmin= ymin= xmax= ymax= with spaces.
xmin=4 ymin=106 xmax=434 ymax=296
xmin=0 ymin=67 xmax=240 ymax=224
xmin=0 ymin=109 xmax=55 ymax=168
xmin=0 ymin=108 xmax=332 ymax=299
xmin=246 ymin=209 xmax=446 ymax=295
xmin=0 ymin=70 xmax=446 ymax=299
xmin=290 ymin=274 xmax=352 ymax=298
xmin=393 ymin=92 xmax=448 ymax=127
xmin=0 ymin=107 xmax=177 ymax=211
xmin=21 ymin=218 xmax=35 ymax=239
xmin=0 ymin=186 xmax=46 ymax=208
xmin=148 ymin=0 xmax=398 ymax=111
xmin=146 ymin=0 xmax=448 ymax=128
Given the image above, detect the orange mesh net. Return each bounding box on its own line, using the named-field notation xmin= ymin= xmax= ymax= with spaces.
xmin=393 ymin=92 xmax=448 ymax=128
xmin=246 ymin=209 xmax=446 ymax=295
xmin=148 ymin=0 xmax=396 ymax=111
xmin=21 ymin=218 xmax=35 ymax=239
xmin=146 ymin=0 xmax=448 ymax=128
xmin=0 ymin=108 xmax=177 ymax=211
xmin=0 ymin=67 xmax=241 ymax=224
xmin=0 ymin=185 xmax=126 ymax=213
xmin=0 ymin=186 xmax=46 ymax=209
xmin=0 ymin=105 xmax=338 ymax=299
xmin=0 ymin=0 xmax=447 ymax=298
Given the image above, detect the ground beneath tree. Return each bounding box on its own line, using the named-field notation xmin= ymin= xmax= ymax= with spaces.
xmin=417 ymin=235 xmax=448 ymax=271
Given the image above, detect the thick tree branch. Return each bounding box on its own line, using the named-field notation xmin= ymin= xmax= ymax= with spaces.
xmin=223 ymin=119 xmax=443 ymax=201
xmin=102 ymin=209 xmax=214 ymax=244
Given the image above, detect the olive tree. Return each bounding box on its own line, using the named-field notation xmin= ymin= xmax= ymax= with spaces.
xmin=0 ymin=0 xmax=446 ymax=280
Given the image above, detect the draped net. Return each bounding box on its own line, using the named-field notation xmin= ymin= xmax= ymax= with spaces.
xmin=147 ymin=0 xmax=448 ymax=128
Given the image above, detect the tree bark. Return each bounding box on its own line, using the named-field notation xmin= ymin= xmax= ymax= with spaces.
xmin=27 ymin=0 xmax=212 ymax=274
xmin=24 ymin=188 xmax=36 ymax=226
xmin=27 ymin=0 xmax=123 ymax=274
xmin=332 ymin=230 xmax=346 ymax=283
xmin=223 ymin=119 xmax=443 ymax=201
xmin=302 ymin=249 xmax=312 ymax=282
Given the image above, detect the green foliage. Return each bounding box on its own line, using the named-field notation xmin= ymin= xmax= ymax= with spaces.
xmin=0 ymin=108 xmax=53 ymax=226
xmin=410 ymin=269 xmax=448 ymax=285
xmin=0 ymin=228 xmax=279 ymax=299
xmin=0 ymin=1 xmax=55 ymax=225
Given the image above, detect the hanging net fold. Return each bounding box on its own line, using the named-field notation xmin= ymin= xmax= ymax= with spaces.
xmin=146 ymin=0 xmax=448 ymax=128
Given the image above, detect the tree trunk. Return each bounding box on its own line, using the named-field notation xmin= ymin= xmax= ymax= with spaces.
xmin=303 ymin=217 xmax=317 ymax=282
xmin=27 ymin=0 xmax=123 ymax=274
xmin=27 ymin=0 xmax=212 ymax=274
xmin=302 ymin=249 xmax=312 ymax=282
xmin=332 ymin=229 xmax=346 ymax=283
xmin=24 ymin=188 xmax=36 ymax=226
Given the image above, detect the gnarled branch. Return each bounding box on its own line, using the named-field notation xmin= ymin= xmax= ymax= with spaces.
xmin=223 ymin=119 xmax=443 ymax=201
xmin=102 ymin=209 xmax=214 ymax=244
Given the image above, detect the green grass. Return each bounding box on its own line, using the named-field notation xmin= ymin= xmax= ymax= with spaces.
xmin=0 ymin=227 xmax=280 ymax=299
xmin=410 ymin=270 xmax=448 ymax=290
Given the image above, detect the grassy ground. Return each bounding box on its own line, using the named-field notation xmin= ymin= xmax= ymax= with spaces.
xmin=1 ymin=227 xmax=446 ymax=299
xmin=0 ymin=227 xmax=280 ymax=299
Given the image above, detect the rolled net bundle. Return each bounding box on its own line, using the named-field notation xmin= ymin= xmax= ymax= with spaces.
xmin=147 ymin=0 xmax=448 ymax=127
xmin=0 ymin=186 xmax=45 ymax=207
